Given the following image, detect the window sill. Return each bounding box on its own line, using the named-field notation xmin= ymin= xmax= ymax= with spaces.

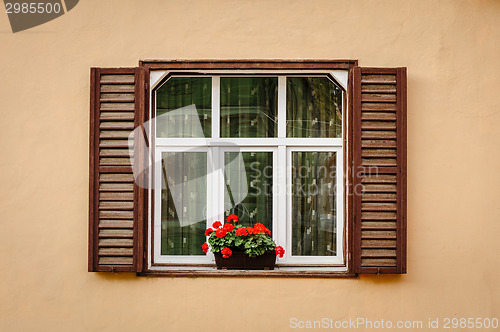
xmin=138 ymin=266 xmax=355 ymax=278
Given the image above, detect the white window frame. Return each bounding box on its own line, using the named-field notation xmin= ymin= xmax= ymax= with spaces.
xmin=149 ymin=70 xmax=348 ymax=270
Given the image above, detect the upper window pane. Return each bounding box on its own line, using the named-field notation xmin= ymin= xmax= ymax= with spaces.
xmin=286 ymin=77 xmax=343 ymax=138
xmin=220 ymin=77 xmax=278 ymax=138
xmin=156 ymin=77 xmax=211 ymax=138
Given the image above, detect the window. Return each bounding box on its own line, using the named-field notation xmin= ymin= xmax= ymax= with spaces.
xmin=152 ymin=72 xmax=347 ymax=268
xmin=88 ymin=61 xmax=407 ymax=276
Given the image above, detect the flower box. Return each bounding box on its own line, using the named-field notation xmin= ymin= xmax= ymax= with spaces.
xmin=203 ymin=214 xmax=285 ymax=270
xmin=214 ymin=250 xmax=276 ymax=270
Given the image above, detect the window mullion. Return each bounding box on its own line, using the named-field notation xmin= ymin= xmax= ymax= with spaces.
xmin=215 ymin=146 xmax=224 ymax=225
xmin=277 ymin=145 xmax=288 ymax=263
xmin=211 ymin=76 xmax=222 ymax=254
xmin=277 ymin=76 xmax=287 ymax=262
xmin=206 ymin=147 xmax=214 ymax=239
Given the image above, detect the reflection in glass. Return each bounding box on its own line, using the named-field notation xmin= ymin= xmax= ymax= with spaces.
xmin=156 ymin=77 xmax=211 ymax=138
xmin=220 ymin=77 xmax=278 ymax=138
xmin=287 ymin=77 xmax=343 ymax=138
xmin=224 ymin=152 xmax=273 ymax=231
xmin=292 ymin=151 xmax=336 ymax=256
xmin=161 ymin=152 xmax=207 ymax=255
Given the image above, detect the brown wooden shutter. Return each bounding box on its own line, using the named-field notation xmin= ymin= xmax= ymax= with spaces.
xmin=352 ymin=67 xmax=407 ymax=274
xmin=89 ymin=67 xmax=146 ymax=272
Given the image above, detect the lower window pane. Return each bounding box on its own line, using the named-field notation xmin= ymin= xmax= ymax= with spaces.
xmin=160 ymin=152 xmax=207 ymax=255
xmin=292 ymin=151 xmax=336 ymax=256
xmin=224 ymin=151 xmax=273 ymax=231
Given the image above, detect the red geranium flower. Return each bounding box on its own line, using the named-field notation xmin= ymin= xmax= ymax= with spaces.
xmin=212 ymin=221 xmax=222 ymax=229
xmin=202 ymin=242 xmax=209 ymax=253
xmin=215 ymin=228 xmax=227 ymax=238
xmin=223 ymin=223 xmax=234 ymax=232
xmin=235 ymin=228 xmax=248 ymax=237
xmin=254 ymin=223 xmax=267 ymax=234
xmin=221 ymin=248 xmax=232 ymax=258
xmin=275 ymin=246 xmax=285 ymax=258
xmin=205 ymin=228 xmax=213 ymax=236
xmin=245 ymin=226 xmax=254 ymax=235
xmin=226 ymin=214 xmax=239 ymax=223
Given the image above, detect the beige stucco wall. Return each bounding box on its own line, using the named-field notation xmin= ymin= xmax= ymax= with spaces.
xmin=1 ymin=0 xmax=499 ymax=330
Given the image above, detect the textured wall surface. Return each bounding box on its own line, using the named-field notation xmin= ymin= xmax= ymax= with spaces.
xmin=1 ymin=0 xmax=499 ymax=331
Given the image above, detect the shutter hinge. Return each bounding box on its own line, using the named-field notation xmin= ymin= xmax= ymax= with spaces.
xmin=145 ymin=82 xmax=148 ymax=90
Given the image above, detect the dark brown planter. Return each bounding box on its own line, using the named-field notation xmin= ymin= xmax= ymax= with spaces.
xmin=214 ymin=250 xmax=276 ymax=270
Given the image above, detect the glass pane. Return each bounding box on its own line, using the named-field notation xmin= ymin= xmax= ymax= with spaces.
xmin=287 ymin=77 xmax=343 ymax=138
xmin=291 ymin=151 xmax=336 ymax=256
xmin=224 ymin=152 xmax=273 ymax=231
xmin=161 ymin=152 xmax=207 ymax=255
xmin=220 ymin=77 xmax=278 ymax=138
xmin=156 ymin=77 xmax=211 ymax=138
